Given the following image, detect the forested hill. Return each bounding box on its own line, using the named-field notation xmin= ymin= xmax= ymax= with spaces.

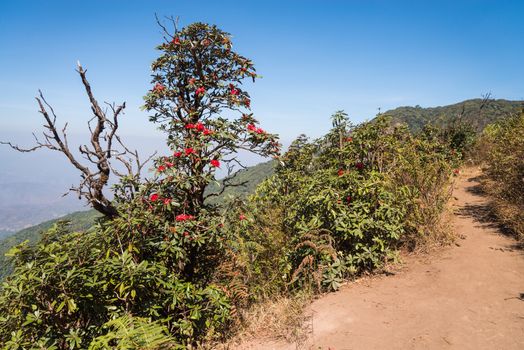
xmin=384 ymin=98 xmax=523 ymax=132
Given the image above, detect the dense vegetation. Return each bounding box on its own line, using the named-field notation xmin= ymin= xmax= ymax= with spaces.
xmin=476 ymin=110 xmax=524 ymax=240
xmin=0 ymin=21 xmax=466 ymax=349
xmin=386 ymin=98 xmax=523 ymax=133
xmin=0 ymin=161 xmax=274 ymax=281
xmin=0 ymin=210 xmax=100 ymax=280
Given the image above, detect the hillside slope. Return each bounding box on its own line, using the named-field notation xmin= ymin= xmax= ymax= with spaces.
xmin=385 ymin=98 xmax=523 ymax=132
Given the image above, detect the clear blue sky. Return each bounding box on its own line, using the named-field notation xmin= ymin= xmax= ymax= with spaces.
xmin=1 ymin=0 xmax=523 ymax=145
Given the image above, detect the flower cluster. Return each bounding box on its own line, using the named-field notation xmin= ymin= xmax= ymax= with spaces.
xmin=153 ymin=83 xmax=165 ymax=92
xmin=175 ymin=214 xmax=196 ymax=222
xmin=185 ymin=122 xmax=214 ymax=136
xmin=195 ymin=87 xmax=206 ymax=96
xmin=247 ymin=123 xmax=266 ymax=135
xmin=149 ymin=193 xmax=172 ymax=206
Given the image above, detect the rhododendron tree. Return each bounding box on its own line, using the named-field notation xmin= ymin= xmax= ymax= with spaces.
xmin=0 ymin=20 xmax=279 ymax=348
xmin=143 ymin=22 xmax=279 ymax=214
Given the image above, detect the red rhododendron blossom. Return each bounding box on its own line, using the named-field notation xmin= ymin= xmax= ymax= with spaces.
xmin=185 ymin=147 xmax=195 ymax=155
xmin=210 ymin=159 xmax=220 ymax=167
xmin=176 ymin=214 xmax=195 ymax=222
xmin=172 ymin=37 xmax=180 ymax=45
xmin=256 ymin=128 xmax=265 ymax=134
xmin=355 ymin=162 xmax=364 ymax=170
xmin=173 ymin=151 xmax=182 ymax=157
xmin=243 ymin=98 xmax=251 ymax=108
xmin=163 ymin=198 xmax=171 ymax=205
xmin=157 ymin=165 xmax=166 ymax=172
xmin=239 ymin=214 xmax=247 ymax=221
xmin=338 ymin=169 xmax=344 ymax=177
xmin=203 ymin=128 xmax=213 ymax=136
xmin=247 ymin=124 xmax=257 ymax=132
xmin=196 ymin=122 xmax=205 ymax=132
xmin=229 ymin=84 xmax=239 ymax=95
xmin=150 ymin=193 xmax=159 ymax=202
xmin=195 ymin=87 xmax=206 ymax=96
xmin=185 ymin=123 xmax=196 ymax=129
xmin=153 ymin=83 xmax=165 ymax=92
xmin=165 ymin=162 xmax=174 ymax=168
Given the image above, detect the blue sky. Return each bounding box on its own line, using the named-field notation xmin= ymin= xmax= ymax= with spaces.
xmin=1 ymin=0 xmax=523 ymax=145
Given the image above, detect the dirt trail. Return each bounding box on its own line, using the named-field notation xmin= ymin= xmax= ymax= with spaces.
xmin=243 ymin=168 xmax=524 ymax=349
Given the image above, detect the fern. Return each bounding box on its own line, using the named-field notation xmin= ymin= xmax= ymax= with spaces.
xmin=88 ymin=314 xmax=175 ymax=350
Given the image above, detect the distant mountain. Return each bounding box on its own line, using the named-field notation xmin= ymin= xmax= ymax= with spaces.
xmin=0 ymin=160 xmax=277 ymax=280
xmin=384 ymin=99 xmax=524 ymax=132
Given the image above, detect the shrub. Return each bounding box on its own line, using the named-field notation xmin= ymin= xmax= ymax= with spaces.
xmin=479 ymin=110 xmax=524 ymax=239
xmin=249 ymin=113 xmax=456 ymax=293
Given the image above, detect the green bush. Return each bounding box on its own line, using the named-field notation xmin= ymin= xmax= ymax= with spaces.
xmin=246 ymin=113 xmax=456 ymax=294
xmin=479 ymin=110 xmax=524 ymax=239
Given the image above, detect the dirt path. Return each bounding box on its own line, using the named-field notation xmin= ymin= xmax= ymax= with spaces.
xmin=243 ymin=168 xmax=524 ymax=349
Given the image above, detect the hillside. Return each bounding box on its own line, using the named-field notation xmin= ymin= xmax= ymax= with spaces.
xmin=385 ymin=98 xmax=523 ymax=132
xmin=0 ymin=160 xmax=276 ymax=280
xmin=205 ymin=160 xmax=276 ymax=204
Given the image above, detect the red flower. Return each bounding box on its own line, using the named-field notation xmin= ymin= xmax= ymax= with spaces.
xmin=453 ymin=169 xmax=460 ymax=175
xmin=243 ymin=98 xmax=251 ymax=108
xmin=229 ymin=84 xmax=239 ymax=96
xmin=176 ymin=214 xmax=195 ymax=222
xmin=150 ymin=193 xmax=159 ymax=202
xmin=355 ymin=162 xmax=364 ymax=170
xmin=338 ymin=169 xmax=344 ymax=177
xmin=185 ymin=147 xmax=195 ymax=155
xmin=247 ymin=124 xmax=257 ymax=131
xmin=240 ymin=67 xmax=247 ymax=72
xmin=256 ymin=128 xmax=265 ymax=134
xmin=346 ymin=195 xmax=352 ymax=203
xmin=172 ymin=37 xmax=180 ymax=45
xmin=185 ymin=123 xmax=196 ymax=129
xmin=157 ymin=165 xmax=166 ymax=172
xmin=164 ymin=198 xmax=171 ymax=205
xmin=210 ymin=159 xmax=220 ymax=168
xmin=196 ymin=122 xmax=205 ymax=132
xmin=203 ymin=128 xmax=213 ymax=136
xmin=153 ymin=83 xmax=165 ymax=92
xmin=173 ymin=151 xmax=182 ymax=157
xmin=195 ymin=87 xmax=206 ymax=96
xmin=239 ymin=214 xmax=247 ymax=221
xmin=165 ymin=162 xmax=174 ymax=168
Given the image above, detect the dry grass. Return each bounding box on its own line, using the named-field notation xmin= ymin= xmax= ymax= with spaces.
xmin=212 ymin=293 xmax=312 ymax=349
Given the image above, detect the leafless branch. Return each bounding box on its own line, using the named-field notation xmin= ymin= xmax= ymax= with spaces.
xmin=0 ymin=63 xmax=148 ymax=218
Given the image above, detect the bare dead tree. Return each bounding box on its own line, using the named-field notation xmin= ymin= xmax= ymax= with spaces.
xmin=1 ymin=63 xmax=152 ymax=218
